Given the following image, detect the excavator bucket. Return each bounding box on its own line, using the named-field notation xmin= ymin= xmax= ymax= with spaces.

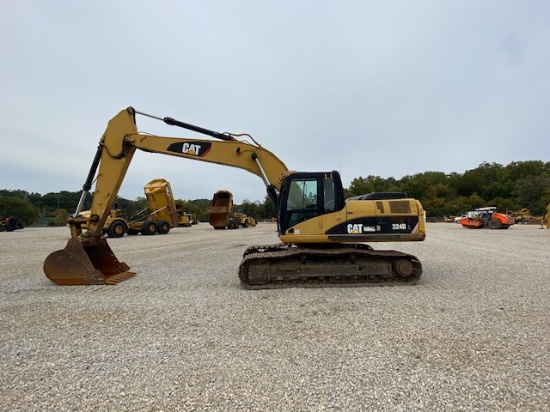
xmin=43 ymin=237 xmax=135 ymax=285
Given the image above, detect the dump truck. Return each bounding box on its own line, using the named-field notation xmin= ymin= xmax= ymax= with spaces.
xmin=130 ymin=178 xmax=180 ymax=234
xmin=207 ymin=190 xmax=237 ymax=229
xmin=81 ymin=178 xmax=180 ymax=237
xmin=207 ymin=190 xmax=256 ymax=229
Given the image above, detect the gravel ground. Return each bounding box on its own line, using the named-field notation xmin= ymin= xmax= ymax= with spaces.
xmin=0 ymin=222 xmax=549 ymax=411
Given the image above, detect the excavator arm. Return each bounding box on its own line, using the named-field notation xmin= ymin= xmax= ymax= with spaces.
xmin=71 ymin=107 xmax=288 ymax=237
xmin=44 ymin=107 xmax=289 ymax=285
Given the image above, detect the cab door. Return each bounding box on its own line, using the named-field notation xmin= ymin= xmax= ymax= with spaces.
xmin=278 ymin=171 xmax=345 ymax=235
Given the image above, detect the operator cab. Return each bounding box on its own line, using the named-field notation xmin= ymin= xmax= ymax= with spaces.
xmin=278 ymin=171 xmax=346 ymax=233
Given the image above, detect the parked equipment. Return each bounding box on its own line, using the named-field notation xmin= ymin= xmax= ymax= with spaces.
xmin=177 ymin=212 xmax=198 ymax=227
xmin=136 ymin=178 xmax=180 ymax=235
xmin=505 ymin=208 xmax=546 ymax=225
xmin=43 ymin=107 xmax=426 ymax=288
xmin=175 ymin=201 xmax=199 ymax=227
xmin=207 ymin=190 xmax=235 ymax=229
xmin=234 ymin=211 xmax=256 ymax=228
xmin=458 ymin=207 xmax=515 ymax=229
xmin=0 ymin=216 xmax=24 ymax=232
xmin=80 ymin=208 xmax=128 ymax=238
xmin=81 ymin=178 xmax=180 ymax=237
xmin=207 ymin=190 xmax=256 ymax=229
xmin=506 ymin=208 xmax=531 ymax=224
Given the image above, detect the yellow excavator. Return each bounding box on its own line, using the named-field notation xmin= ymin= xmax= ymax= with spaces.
xmin=43 ymin=107 xmax=426 ymax=289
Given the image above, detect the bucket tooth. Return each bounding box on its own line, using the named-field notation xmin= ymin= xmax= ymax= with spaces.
xmin=43 ymin=237 xmax=134 ymax=285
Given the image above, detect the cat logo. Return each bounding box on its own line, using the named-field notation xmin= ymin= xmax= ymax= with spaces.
xmin=167 ymin=141 xmax=212 ymax=157
xmin=347 ymin=223 xmax=378 ymax=233
xmin=347 ymin=223 xmax=363 ymax=233
xmin=182 ymin=143 xmax=203 ymax=156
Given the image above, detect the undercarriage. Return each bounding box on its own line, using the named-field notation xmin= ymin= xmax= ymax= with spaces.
xmin=239 ymin=243 xmax=422 ymax=289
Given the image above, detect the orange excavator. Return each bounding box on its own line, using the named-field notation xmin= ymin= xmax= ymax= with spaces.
xmin=43 ymin=107 xmax=426 ymax=289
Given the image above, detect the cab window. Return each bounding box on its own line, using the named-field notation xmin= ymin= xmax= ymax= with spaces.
xmin=284 ymin=177 xmax=319 ymax=228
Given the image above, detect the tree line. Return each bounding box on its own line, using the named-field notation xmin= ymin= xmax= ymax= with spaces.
xmin=2 ymin=160 xmax=549 ymax=226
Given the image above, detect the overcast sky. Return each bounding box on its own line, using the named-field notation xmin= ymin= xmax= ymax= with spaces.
xmin=1 ymin=1 xmax=549 ymax=204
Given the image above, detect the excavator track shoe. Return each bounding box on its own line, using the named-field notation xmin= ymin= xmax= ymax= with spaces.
xmin=239 ymin=244 xmax=422 ymax=289
xmin=43 ymin=238 xmax=135 ymax=285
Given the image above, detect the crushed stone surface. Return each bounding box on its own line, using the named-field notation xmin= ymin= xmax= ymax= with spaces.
xmin=1 ymin=223 xmax=549 ymax=411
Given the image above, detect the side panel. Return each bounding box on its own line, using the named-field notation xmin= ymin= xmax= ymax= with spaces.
xmin=280 ymin=198 xmax=426 ymax=244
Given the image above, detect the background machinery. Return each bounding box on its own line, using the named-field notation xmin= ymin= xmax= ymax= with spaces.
xmin=458 ymin=207 xmax=515 ymax=229
xmin=137 ymin=178 xmax=180 ymax=235
xmin=0 ymin=216 xmax=24 ymax=232
xmin=207 ymin=190 xmax=236 ymax=229
xmin=177 ymin=212 xmax=198 ymax=227
xmin=79 ymin=207 xmax=127 ymax=238
xmin=175 ymin=201 xmax=199 ymax=227
xmin=505 ymin=208 xmax=548 ymax=225
xmin=43 ymin=107 xmax=426 ymax=288
xmin=207 ymin=190 xmax=256 ymax=229
xmin=80 ymin=178 xmax=180 ymax=237
xmin=506 ymin=208 xmax=531 ymax=224
xmin=234 ymin=211 xmax=257 ymax=228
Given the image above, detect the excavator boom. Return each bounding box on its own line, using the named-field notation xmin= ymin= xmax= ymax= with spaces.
xmin=44 ymin=107 xmax=288 ymax=285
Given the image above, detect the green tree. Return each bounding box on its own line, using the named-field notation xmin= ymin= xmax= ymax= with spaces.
xmin=468 ymin=193 xmax=485 ymax=209
xmin=419 ymin=171 xmax=449 ymax=185
xmin=42 ymin=191 xmax=81 ymax=212
xmin=450 ymin=169 xmax=485 ymax=197
xmin=482 ymin=181 xmax=513 ymax=201
xmin=476 ymin=162 xmax=503 ymax=185
xmin=116 ymin=196 xmax=148 ymax=219
xmin=176 ymin=198 xmax=211 ymax=222
xmin=513 ymin=176 xmax=550 ymax=213
xmin=258 ymin=194 xmax=277 ymax=219
xmin=400 ymin=174 xmax=430 ymax=200
xmin=451 ymin=196 xmax=471 ymax=215
xmin=346 ymin=175 xmax=397 ymax=198
xmin=0 ymin=196 xmax=40 ymax=225
xmin=123 ymin=197 xmax=149 ymax=220
xmin=501 ymin=160 xmax=549 ymax=182
xmin=51 ymin=209 xmax=69 ymax=226
xmin=236 ymin=199 xmax=262 ymax=218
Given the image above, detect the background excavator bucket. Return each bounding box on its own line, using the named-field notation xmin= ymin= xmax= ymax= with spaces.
xmin=43 ymin=237 xmax=135 ymax=285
